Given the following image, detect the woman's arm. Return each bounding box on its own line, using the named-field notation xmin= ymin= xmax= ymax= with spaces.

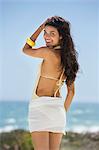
xmin=64 ymin=82 xmax=75 ymax=112
xmin=23 ymin=23 xmax=45 ymax=50
xmin=22 ymin=20 xmax=49 ymax=59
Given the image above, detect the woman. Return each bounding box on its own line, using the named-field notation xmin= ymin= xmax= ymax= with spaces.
xmin=22 ymin=16 xmax=79 ymax=150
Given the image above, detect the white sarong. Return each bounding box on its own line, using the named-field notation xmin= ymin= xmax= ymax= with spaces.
xmin=28 ymin=96 xmax=66 ymax=135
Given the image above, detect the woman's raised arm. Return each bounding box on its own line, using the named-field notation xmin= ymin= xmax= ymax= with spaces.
xmin=22 ymin=22 xmax=45 ymax=50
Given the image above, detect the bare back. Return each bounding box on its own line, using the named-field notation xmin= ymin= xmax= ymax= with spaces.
xmin=36 ymin=50 xmax=66 ymax=97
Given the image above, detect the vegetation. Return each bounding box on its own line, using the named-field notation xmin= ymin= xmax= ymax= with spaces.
xmin=0 ymin=129 xmax=99 ymax=150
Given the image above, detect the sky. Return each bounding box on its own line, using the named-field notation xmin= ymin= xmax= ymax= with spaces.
xmin=0 ymin=0 xmax=99 ymax=103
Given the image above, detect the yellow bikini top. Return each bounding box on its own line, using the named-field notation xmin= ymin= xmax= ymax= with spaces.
xmin=40 ymin=67 xmax=65 ymax=97
xmin=40 ymin=75 xmax=59 ymax=81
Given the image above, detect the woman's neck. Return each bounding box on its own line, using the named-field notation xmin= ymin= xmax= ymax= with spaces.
xmin=47 ymin=45 xmax=61 ymax=51
xmin=53 ymin=45 xmax=61 ymax=50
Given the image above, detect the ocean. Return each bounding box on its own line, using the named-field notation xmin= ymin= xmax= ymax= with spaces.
xmin=0 ymin=101 xmax=99 ymax=133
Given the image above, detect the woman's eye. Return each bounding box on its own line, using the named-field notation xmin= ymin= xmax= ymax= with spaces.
xmin=51 ymin=33 xmax=55 ymax=36
xmin=43 ymin=31 xmax=55 ymax=37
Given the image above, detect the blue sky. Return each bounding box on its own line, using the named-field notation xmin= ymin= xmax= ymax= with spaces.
xmin=0 ymin=0 xmax=99 ymax=103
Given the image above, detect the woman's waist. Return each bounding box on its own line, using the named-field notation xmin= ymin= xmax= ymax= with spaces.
xmin=35 ymin=88 xmax=61 ymax=97
xmin=29 ymin=96 xmax=64 ymax=107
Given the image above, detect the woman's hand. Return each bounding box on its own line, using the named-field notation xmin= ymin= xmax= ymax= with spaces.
xmin=64 ymin=104 xmax=68 ymax=112
xmin=41 ymin=18 xmax=51 ymax=29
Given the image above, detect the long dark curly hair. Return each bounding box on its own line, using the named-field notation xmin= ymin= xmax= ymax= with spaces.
xmin=45 ymin=16 xmax=79 ymax=86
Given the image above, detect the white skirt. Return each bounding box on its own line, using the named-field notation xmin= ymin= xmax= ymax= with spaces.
xmin=28 ymin=96 xmax=66 ymax=135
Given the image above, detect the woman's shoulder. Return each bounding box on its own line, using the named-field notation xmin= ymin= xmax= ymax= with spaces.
xmin=38 ymin=46 xmax=61 ymax=64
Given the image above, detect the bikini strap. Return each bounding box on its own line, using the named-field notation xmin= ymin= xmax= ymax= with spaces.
xmin=54 ymin=67 xmax=65 ymax=97
xmin=59 ymin=67 xmax=65 ymax=81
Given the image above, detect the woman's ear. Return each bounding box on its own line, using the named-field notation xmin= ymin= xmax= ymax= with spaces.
xmin=60 ymin=36 xmax=62 ymax=40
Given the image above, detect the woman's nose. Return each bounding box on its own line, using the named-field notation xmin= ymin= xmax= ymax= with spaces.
xmin=44 ymin=33 xmax=51 ymax=38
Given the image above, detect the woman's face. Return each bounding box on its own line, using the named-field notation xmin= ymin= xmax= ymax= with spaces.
xmin=43 ymin=25 xmax=61 ymax=48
